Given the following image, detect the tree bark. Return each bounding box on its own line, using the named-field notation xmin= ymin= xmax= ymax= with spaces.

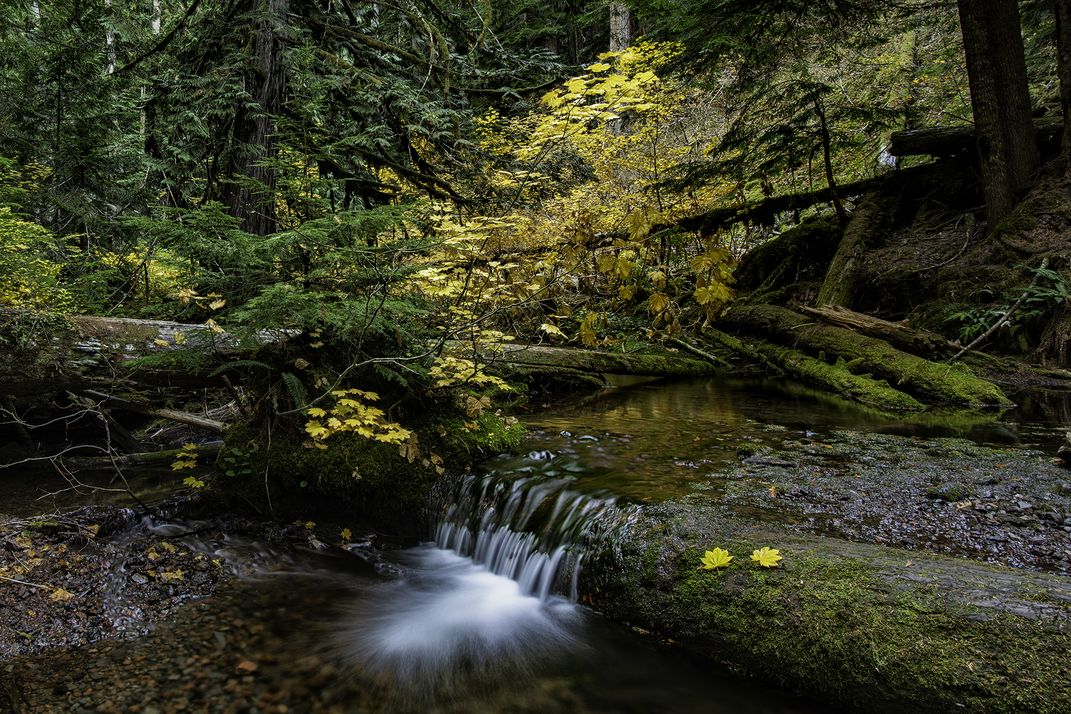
xmin=1053 ymin=0 xmax=1071 ymax=162
xmin=956 ymin=0 xmax=1039 ymax=226
xmin=609 ymin=2 xmax=631 ymax=52
xmin=720 ymin=304 xmax=1012 ymax=409
xmin=229 ymin=0 xmax=289 ymax=236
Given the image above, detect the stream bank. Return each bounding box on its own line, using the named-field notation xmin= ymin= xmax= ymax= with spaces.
xmin=3 ymin=377 xmax=1071 ymax=712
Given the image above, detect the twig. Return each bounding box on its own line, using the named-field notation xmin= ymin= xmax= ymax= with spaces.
xmin=667 ymin=337 xmax=731 ymax=367
xmin=950 ymin=257 xmax=1049 ymax=362
xmin=0 ymin=574 xmax=52 ymax=590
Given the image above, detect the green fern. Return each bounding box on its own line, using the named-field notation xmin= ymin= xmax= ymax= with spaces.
xmin=208 ymin=360 xmax=273 ymax=377
xmin=280 ymin=371 xmax=307 ymax=408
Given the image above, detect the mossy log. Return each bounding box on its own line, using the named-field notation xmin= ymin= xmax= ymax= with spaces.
xmin=487 ymin=343 xmax=719 ymax=378
xmin=816 ymin=192 xmax=899 ymax=308
xmin=721 ymin=304 xmax=1012 ymax=409
xmin=888 ymin=117 xmax=1062 ymax=158
xmin=704 ymin=328 xmax=925 ymax=412
xmin=0 ymin=311 xmax=290 ymax=397
xmin=581 ymin=503 xmax=1071 ymax=714
xmin=798 ymin=305 xmax=957 ymax=357
xmin=63 ymin=442 xmax=223 ymax=471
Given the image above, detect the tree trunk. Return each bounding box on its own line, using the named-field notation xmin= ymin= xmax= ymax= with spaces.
xmin=956 ymin=0 xmax=1038 ymax=226
xmin=815 ymin=193 xmax=897 ymax=308
xmin=814 ymin=96 xmax=848 ymax=227
xmin=609 ymin=3 xmax=631 ymax=52
xmin=229 ymin=0 xmax=289 ymax=236
xmin=1053 ymin=0 xmax=1071 ymax=162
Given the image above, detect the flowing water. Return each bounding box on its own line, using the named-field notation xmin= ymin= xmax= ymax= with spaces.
xmin=7 ymin=376 xmax=1070 ymax=711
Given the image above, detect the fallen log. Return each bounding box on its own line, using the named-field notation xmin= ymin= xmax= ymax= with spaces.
xmin=889 ymin=116 xmax=1062 ymax=158
xmin=62 ymin=442 xmax=223 ymax=472
xmin=704 ymin=328 xmax=925 ymax=412
xmin=0 ymin=310 xmax=291 ymax=397
xmin=81 ymin=390 xmax=225 ymax=433
xmin=582 ymin=501 xmax=1071 ymax=714
xmin=720 ymin=304 xmax=1012 ymax=409
xmin=798 ymin=305 xmax=957 ymax=357
xmin=486 ymin=343 xmax=719 ymax=378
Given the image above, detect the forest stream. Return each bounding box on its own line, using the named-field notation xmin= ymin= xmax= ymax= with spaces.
xmin=3 ymin=378 xmax=1070 ymax=713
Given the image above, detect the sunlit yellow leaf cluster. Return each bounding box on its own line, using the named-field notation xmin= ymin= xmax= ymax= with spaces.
xmin=698 ymin=545 xmax=784 ymax=570
xmin=171 ymin=443 xmax=199 ymax=471
xmin=303 ymin=388 xmax=413 ymax=446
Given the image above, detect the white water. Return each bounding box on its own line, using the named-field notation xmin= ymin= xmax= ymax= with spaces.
xmin=335 ymin=475 xmax=637 ymax=689
xmin=336 ymin=546 xmax=582 ymax=689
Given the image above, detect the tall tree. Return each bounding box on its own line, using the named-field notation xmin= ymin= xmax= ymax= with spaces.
xmin=956 ymin=0 xmax=1038 ymax=226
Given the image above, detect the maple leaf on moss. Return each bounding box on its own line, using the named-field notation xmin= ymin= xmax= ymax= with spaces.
xmin=751 ymin=547 xmax=783 ymax=568
xmin=699 ymin=547 xmax=733 ymax=570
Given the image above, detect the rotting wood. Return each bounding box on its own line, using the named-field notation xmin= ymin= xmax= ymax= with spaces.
xmin=81 ymin=390 xmax=226 ymax=433
xmin=798 ymin=305 xmax=957 ymax=357
xmin=720 ymin=304 xmax=1012 ymax=409
xmin=888 ymin=116 xmax=1062 ymax=158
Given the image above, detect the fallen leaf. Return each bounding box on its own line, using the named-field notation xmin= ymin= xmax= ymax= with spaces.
xmin=751 ymin=547 xmax=783 ymax=568
xmin=236 ymin=660 xmax=258 ymax=673
xmin=699 ymin=548 xmax=733 ymax=570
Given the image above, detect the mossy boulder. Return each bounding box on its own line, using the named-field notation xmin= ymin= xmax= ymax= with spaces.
xmin=582 ymin=502 xmax=1071 ymax=713
xmin=220 ymin=409 xmax=525 ymax=530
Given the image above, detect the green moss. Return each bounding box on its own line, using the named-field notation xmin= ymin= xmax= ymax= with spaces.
xmin=727 ymin=305 xmax=1012 ymax=410
xmin=219 ymin=409 xmax=526 ymax=526
xmin=706 ymin=328 xmax=924 ymax=412
xmin=585 ymin=516 xmax=1071 ymax=713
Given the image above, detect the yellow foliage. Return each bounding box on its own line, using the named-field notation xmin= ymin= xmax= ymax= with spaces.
xmin=303 ymin=388 xmax=413 ymax=445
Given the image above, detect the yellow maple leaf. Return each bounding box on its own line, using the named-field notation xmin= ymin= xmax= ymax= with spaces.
xmin=699 ymin=547 xmax=733 ymax=570
xmin=751 ymin=547 xmax=783 ymax=568
xmin=540 ymin=322 xmax=566 ymax=338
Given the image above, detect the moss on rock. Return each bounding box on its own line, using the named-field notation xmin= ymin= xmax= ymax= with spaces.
xmin=220 ymin=409 xmax=526 ymax=529
xmin=583 ymin=505 xmax=1071 ymax=713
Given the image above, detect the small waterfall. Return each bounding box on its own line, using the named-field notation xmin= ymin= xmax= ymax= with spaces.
xmin=433 ymin=471 xmax=638 ymax=600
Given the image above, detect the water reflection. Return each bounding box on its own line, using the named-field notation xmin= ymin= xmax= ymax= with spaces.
xmin=498 ymin=377 xmax=1069 ymax=502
